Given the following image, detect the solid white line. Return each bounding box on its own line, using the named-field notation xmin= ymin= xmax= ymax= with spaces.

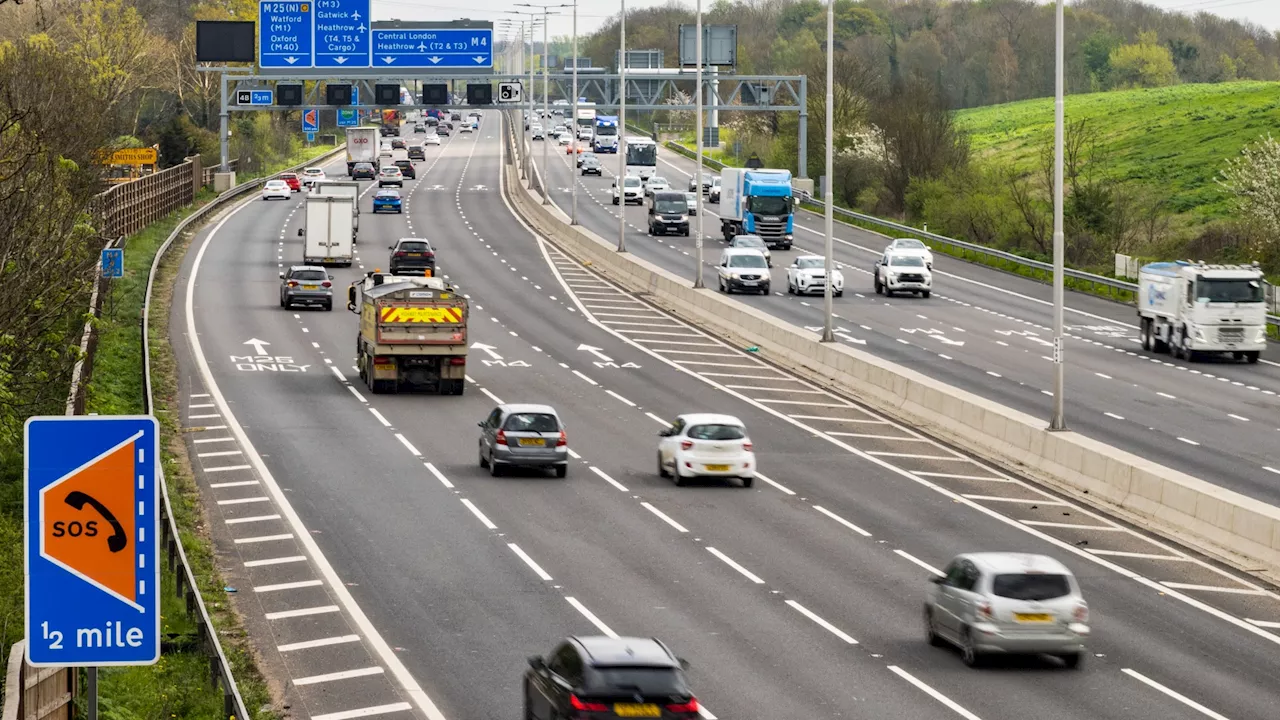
xmin=1228 ymin=413 xmax=1250 ymax=422
xmin=210 ymin=480 xmax=259 ymax=488
xmin=641 ymin=502 xmax=689 ymax=533
xmin=572 ymin=369 xmax=599 ymax=385
xmin=425 ymin=463 xmax=454 ymax=489
xmin=265 ymin=605 xmax=341 ymax=620
xmin=706 ymin=547 xmax=765 ymax=584
xmin=293 ymin=667 xmax=385 ymax=686
xmin=204 ymin=464 xmax=253 ymax=473
xmin=1158 ymin=391 xmax=1177 ymax=399
xmin=233 ymin=533 xmax=294 ymax=544
xmin=565 ymin=597 xmax=618 ymax=638
xmin=217 ymin=497 xmax=271 ymax=506
xmin=395 ymin=433 xmax=422 ymax=456
xmin=787 ymin=414 xmax=885 ymax=424
xmin=191 ymin=393 xmax=210 ymax=398
xmin=1021 ymin=520 xmax=1121 ymax=531
xmin=756 ymin=399 xmax=852 ymax=407
xmin=277 ymin=635 xmax=361 ymax=652
xmin=813 ymin=506 xmax=872 ymax=537
xmin=190 ymin=195 xmax=448 ymax=720
xmin=606 ymin=390 xmax=637 ymax=406
xmin=1247 ymin=618 xmax=1280 ymax=629
xmin=828 ymin=432 xmax=927 ymax=441
xmin=785 ymin=600 xmax=858 ymax=644
xmin=888 ymin=665 xmax=984 ymax=720
xmin=480 ymin=387 xmax=504 ymax=404
xmin=1104 ymin=412 xmax=1125 ymax=420
xmin=1121 ymin=669 xmax=1230 ymax=720
xmin=590 ymin=466 xmax=628 ymax=491
xmin=459 ymin=498 xmax=497 ymax=530
xmin=895 ymin=549 xmax=944 ymax=576
xmin=244 ymin=555 xmax=307 ymax=568
xmin=1265 ymin=466 xmax=1280 ymax=476
xmin=1086 ymin=549 xmax=1189 ymax=561
xmin=199 ymin=450 xmax=243 ymax=457
xmin=866 ymin=452 xmax=966 ymax=461
xmin=369 ymin=408 xmax=392 ymax=427
xmin=508 ymin=543 xmax=553 ymax=581
xmin=725 ymin=384 xmax=824 ymax=394
xmin=1177 ymin=437 xmax=1200 ymax=446
xmin=188 ymin=413 xmax=221 ymax=419
xmin=193 ymin=437 xmax=235 ymax=444
xmin=962 ymin=494 xmax=1068 ymax=506
xmin=254 ymin=579 xmax=323 ymax=593
xmin=912 ymin=472 xmax=1009 ymax=481
xmin=226 ymin=514 xmax=281 ymax=525
xmin=190 ymin=403 xmax=216 ymax=408
xmin=1159 ymin=582 xmax=1265 ymax=595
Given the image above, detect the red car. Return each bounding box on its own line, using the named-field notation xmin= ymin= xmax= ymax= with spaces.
xmin=278 ymin=173 xmax=301 ymax=192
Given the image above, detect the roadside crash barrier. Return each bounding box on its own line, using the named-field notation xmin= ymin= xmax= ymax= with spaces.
xmin=498 ymin=111 xmax=1280 ymax=585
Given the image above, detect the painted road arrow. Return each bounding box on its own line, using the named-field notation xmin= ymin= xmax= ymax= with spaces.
xmin=470 ymin=342 xmax=503 ymax=360
xmin=578 ymin=344 xmax=613 ymax=363
xmin=243 ymin=338 xmax=271 ymax=354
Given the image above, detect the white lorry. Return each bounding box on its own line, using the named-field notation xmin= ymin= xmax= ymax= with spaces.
xmin=298 ymin=195 xmax=354 ymax=267
xmin=345 ymin=126 xmax=380 ymax=175
xmin=312 ymin=180 xmax=360 ymax=242
xmin=1137 ymin=260 xmax=1267 ymax=363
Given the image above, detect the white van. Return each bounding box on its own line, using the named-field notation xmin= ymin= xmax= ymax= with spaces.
xmin=717 ymin=248 xmax=771 ymax=295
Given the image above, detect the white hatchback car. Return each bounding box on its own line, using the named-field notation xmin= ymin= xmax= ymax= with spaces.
xmin=656 ymin=413 xmax=755 ymax=487
xmin=643 ymin=176 xmax=670 ymax=197
xmin=261 ymin=179 xmax=291 ymax=200
xmin=424 ymin=133 xmax=441 ymax=146
xmin=885 ymin=238 xmax=934 ymax=269
xmin=300 ymin=167 xmax=326 ymax=187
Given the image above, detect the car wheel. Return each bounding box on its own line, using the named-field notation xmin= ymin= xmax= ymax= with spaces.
xmin=613 ymin=197 xmax=619 ymax=205
xmin=787 ymin=280 xmax=794 ymax=294
xmin=835 ymin=290 xmax=843 ymax=297
xmin=523 ymin=680 xmax=536 ymax=720
xmin=718 ymin=277 xmax=727 ymax=293
xmin=741 ymin=475 xmax=754 ymax=488
xmin=760 ymin=284 xmax=770 ymax=295
xmin=960 ymin=629 xmax=982 ymax=668
xmin=279 ymin=294 xmax=285 ymax=308
xmin=874 ymin=276 xmax=883 ymax=294
xmin=325 ymin=301 xmax=333 ymax=311
xmin=1060 ymin=652 xmax=1083 ymax=670
xmin=657 ymin=451 xmax=669 ymax=478
xmin=924 ymin=609 xmax=944 ymax=647
xmin=489 ymin=456 xmax=502 ymax=477
xmin=921 ymin=291 xmax=931 ymax=299
xmin=554 ymin=465 xmax=567 ymax=478
xmin=673 ymin=466 xmax=687 ymax=487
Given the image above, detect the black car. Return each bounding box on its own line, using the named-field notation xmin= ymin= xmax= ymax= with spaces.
xmin=391 ymin=138 xmax=406 ymax=150
xmin=389 ymin=238 xmax=436 ymax=275
xmin=450 ymin=112 xmax=461 ymax=121
xmin=394 ymin=159 xmax=416 ymax=179
xmin=524 ymin=636 xmax=699 ymax=720
xmin=579 ymin=157 xmax=602 ymax=176
xmin=351 ymin=162 xmax=377 ymax=180
xmin=407 ymin=145 xmax=426 ymax=161
xmin=382 ymin=123 xmax=399 ymax=137
xmin=648 ymin=191 xmax=690 ymax=237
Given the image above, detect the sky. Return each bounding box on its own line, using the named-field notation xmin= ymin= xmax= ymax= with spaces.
xmin=367 ymin=0 xmax=1280 ymax=46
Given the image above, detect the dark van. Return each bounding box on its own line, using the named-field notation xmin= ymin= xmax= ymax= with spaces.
xmin=648 ymin=191 xmax=690 ymax=237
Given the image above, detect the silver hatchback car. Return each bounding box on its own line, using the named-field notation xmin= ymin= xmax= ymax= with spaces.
xmin=924 ymin=553 xmax=1090 ymax=668
xmin=478 ymin=404 xmax=568 ymax=477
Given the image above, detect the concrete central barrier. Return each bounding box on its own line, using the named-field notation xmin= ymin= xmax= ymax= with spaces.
xmin=498 ymin=112 xmax=1280 ymax=584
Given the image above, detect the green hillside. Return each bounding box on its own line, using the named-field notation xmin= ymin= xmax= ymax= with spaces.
xmin=956 ymin=82 xmax=1280 ymax=222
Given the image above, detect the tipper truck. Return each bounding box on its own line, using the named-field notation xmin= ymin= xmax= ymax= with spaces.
xmin=298 ymin=195 xmax=354 ymax=266
xmin=347 ymin=273 xmax=468 ymax=395
xmin=719 ymin=168 xmax=795 ymax=249
xmin=345 ymin=126 xmax=380 ymax=175
xmin=1137 ymin=260 xmax=1267 ymax=363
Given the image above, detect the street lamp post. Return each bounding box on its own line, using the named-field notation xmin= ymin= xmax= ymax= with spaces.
xmin=1051 ymin=0 xmax=1066 ymax=430
xmin=571 ymin=0 xmax=579 ymax=225
xmin=820 ymin=0 xmax=835 ymax=342
xmin=506 ymin=11 xmax=550 ymax=191
xmin=692 ymin=0 xmax=705 ymax=288
xmin=516 ymin=3 xmax=571 ymax=206
xmin=616 ymin=0 xmax=627 ymax=252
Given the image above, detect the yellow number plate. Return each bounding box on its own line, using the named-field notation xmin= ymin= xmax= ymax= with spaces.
xmin=1014 ymin=613 xmax=1053 ymax=623
xmin=518 ymin=438 xmax=545 ymax=447
xmin=614 ymin=704 xmax=660 ymax=718
xmin=704 ymin=464 xmax=730 ymax=472
xmin=302 ymin=284 xmax=318 ymax=290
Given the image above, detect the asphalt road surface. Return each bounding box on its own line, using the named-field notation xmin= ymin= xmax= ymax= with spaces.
xmin=527 ymin=134 xmax=1280 ymax=506
xmin=168 ymin=114 xmax=1280 ymax=720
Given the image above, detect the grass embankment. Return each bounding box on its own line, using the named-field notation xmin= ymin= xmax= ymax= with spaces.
xmin=0 ymin=141 xmax=336 ymax=717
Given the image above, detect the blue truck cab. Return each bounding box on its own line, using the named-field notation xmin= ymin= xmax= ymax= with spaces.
xmin=719 ymin=168 xmax=794 ymax=249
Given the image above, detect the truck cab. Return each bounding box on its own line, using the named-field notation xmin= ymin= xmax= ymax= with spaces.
xmin=1138 ymin=261 xmax=1267 ymax=363
xmin=719 ymin=168 xmax=794 ymax=249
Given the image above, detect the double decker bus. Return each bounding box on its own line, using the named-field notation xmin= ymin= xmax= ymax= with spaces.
xmin=624 ymin=136 xmax=657 ymax=179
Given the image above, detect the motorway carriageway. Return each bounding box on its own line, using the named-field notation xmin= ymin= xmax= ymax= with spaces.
xmin=529 ymin=140 xmax=1280 ymax=506
xmin=168 ymin=114 xmax=1280 ymax=720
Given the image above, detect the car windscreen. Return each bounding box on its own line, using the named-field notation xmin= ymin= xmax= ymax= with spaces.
xmin=502 ymin=413 xmax=559 ymax=432
xmin=991 ymin=573 xmax=1071 ymax=601
xmin=895 ymin=239 xmax=926 ymax=249
xmin=728 ymin=254 xmax=767 ymax=268
xmin=291 ymin=269 xmax=327 ymax=281
xmin=796 ymin=257 xmax=824 ymax=269
xmin=395 ymin=161 xmax=412 ymax=168
xmin=648 ymin=178 xmax=667 ymax=186
xmin=623 ymin=177 xmax=641 ymax=187
xmin=397 ymin=241 xmax=429 ymax=253
xmin=734 ymin=237 xmax=765 ymax=249
xmin=354 ymin=164 xmax=373 ymax=170
xmin=381 ymin=168 xmax=400 ymax=175
xmin=687 ymin=424 xmax=746 ymax=440
xmin=655 ymin=199 xmax=686 ymax=214
xmin=376 ymin=191 xmax=399 ymax=198
xmin=1196 ymin=279 xmax=1264 ymax=303
xmin=585 ymin=667 xmax=688 ymax=695
xmin=890 ymin=255 xmax=925 ymax=267
xmin=266 ymin=181 xmax=287 ymax=187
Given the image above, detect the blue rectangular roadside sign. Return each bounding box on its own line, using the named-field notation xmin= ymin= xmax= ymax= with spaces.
xmin=314 ymin=0 xmax=371 ymax=67
xmin=371 ymin=27 xmax=492 ymax=68
xmin=101 ymin=248 xmax=123 ymax=279
xmin=302 ymin=108 xmax=320 ymax=133
xmin=25 ymin=416 xmax=160 ymax=667
xmin=336 ymin=109 xmax=358 ymax=127
xmin=259 ymin=0 xmax=315 ymax=68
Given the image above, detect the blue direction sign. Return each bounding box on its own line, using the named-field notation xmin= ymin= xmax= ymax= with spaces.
xmin=258 ymin=1 xmax=314 ymax=68
xmin=25 ymin=416 xmax=160 ymax=667
xmin=237 ymin=89 xmax=275 ymax=105
xmin=314 ymin=0 xmax=370 ymax=67
xmin=336 ymin=109 xmax=358 ymax=127
xmin=101 ymin=248 xmax=123 ymax=279
xmin=371 ymin=28 xmax=492 ymax=68
xmin=302 ymin=108 xmax=320 ymax=132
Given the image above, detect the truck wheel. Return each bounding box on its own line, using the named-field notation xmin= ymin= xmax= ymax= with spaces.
xmin=1246 ymin=351 xmax=1260 ymax=364
xmin=1140 ymin=319 xmax=1153 ymax=352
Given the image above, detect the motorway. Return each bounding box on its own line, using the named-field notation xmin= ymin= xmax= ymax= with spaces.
xmin=526 ymin=135 xmax=1280 ymax=506
xmin=168 ymin=113 xmax=1280 ymax=720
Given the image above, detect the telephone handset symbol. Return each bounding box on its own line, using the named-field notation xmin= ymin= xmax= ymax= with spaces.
xmin=63 ymin=491 xmax=128 ymax=553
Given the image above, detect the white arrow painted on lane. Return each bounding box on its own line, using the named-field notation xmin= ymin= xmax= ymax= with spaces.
xmin=470 ymin=342 xmax=503 ymax=360
xmin=244 ymin=338 xmax=271 ymax=355
xmin=578 ymin=344 xmax=613 ymax=363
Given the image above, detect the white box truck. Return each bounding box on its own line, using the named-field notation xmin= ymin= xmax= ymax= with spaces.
xmin=346 ymin=127 xmax=380 ymax=175
xmin=298 ymin=195 xmax=354 ymax=267
xmin=313 ymin=180 xmax=360 ymax=242
xmin=1137 ymin=260 xmax=1267 ymax=363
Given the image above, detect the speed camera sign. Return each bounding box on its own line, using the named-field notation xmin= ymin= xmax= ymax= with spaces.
xmin=498 ymin=82 xmax=523 ymax=103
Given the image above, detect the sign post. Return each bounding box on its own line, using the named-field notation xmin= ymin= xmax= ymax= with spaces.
xmin=25 ymin=416 xmax=161 ymax=677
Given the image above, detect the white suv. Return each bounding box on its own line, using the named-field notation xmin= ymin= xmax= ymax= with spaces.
xmin=717 ymin=248 xmax=771 ymax=295
xmin=874 ymin=250 xmax=932 ymax=298
xmin=611 ymin=175 xmax=643 ymax=205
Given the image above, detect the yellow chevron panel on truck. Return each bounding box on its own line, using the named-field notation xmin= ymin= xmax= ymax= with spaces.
xmin=380 ymin=306 xmax=463 ymax=323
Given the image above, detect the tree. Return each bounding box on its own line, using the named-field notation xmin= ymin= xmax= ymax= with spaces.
xmin=871 ymin=76 xmax=968 ymax=212
xmin=989 ymin=38 xmax=1020 ymax=104
xmin=60 ymin=0 xmax=164 ymax=127
xmin=1217 ymin=133 xmax=1280 ymax=257
xmin=1108 ymin=31 xmax=1178 ymax=88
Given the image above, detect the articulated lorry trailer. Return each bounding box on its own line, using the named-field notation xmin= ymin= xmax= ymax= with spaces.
xmin=348 ymin=273 xmax=469 ymax=395
xmin=719 ymin=168 xmax=795 ymax=249
xmin=1137 ymin=260 xmax=1267 ymax=363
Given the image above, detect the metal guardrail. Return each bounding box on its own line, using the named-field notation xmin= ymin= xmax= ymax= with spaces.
xmin=661 ymin=139 xmax=1280 ymax=332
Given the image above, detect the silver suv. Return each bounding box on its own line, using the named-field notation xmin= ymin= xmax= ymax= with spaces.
xmin=279 ymin=266 xmax=334 ymax=310
xmin=924 ymin=553 xmax=1089 ymax=668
